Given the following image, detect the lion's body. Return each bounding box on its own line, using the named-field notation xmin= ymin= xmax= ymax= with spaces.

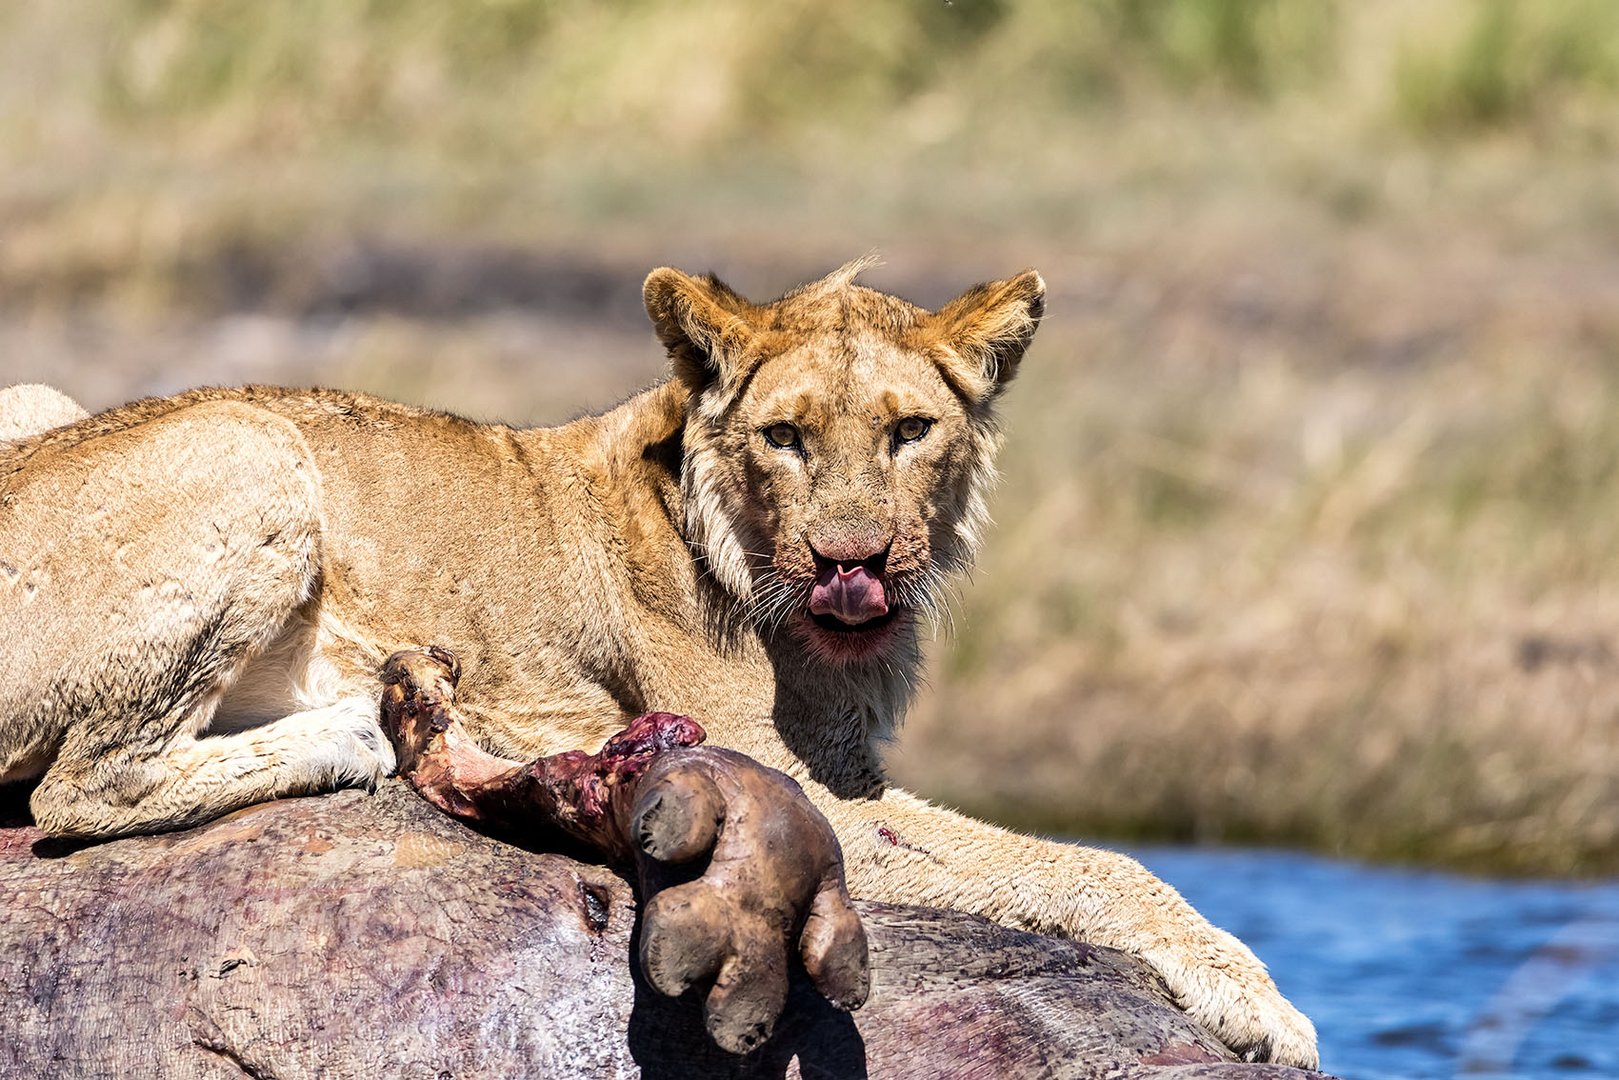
xmin=1 ymin=382 xmax=891 ymax=793
xmin=0 ymin=264 xmax=1317 ymax=1066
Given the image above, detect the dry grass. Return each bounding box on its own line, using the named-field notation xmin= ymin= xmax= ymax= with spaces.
xmin=5 ymin=0 xmax=1619 ymax=873
xmin=893 ymin=239 xmax=1619 ymax=877
xmin=7 ymin=1 xmax=1619 ymax=308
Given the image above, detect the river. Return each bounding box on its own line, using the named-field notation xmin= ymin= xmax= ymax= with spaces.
xmin=1129 ymin=847 xmax=1619 ymax=1079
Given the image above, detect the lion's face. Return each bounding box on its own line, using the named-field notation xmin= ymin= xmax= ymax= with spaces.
xmin=645 ymin=259 xmax=1044 ymax=665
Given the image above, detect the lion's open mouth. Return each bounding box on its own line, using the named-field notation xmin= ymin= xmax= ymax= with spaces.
xmin=809 ymin=607 xmax=901 ymax=634
xmin=809 ymin=561 xmax=888 ymax=622
xmin=800 ymin=556 xmax=906 ymax=658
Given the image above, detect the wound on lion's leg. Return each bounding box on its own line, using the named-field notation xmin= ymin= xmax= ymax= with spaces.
xmin=379 ymin=647 xmax=706 ymax=860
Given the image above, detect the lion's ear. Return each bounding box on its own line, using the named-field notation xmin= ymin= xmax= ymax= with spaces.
xmin=934 ymin=270 xmax=1045 ymax=399
xmin=643 ymin=268 xmax=757 ymax=392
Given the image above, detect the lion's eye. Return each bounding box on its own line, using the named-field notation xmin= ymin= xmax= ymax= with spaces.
xmin=895 ymin=417 xmax=932 ymax=445
xmin=764 ymin=422 xmax=801 ymax=450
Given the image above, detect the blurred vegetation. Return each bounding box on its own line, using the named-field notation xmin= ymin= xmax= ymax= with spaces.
xmin=42 ymin=0 xmax=1612 ymax=143
xmin=1395 ymin=0 xmax=1619 ymax=132
xmin=5 ymin=1 xmax=1619 ymax=874
xmin=7 ymin=0 xmax=1619 ymax=303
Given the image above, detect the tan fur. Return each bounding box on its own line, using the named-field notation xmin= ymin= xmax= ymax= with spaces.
xmin=0 ymin=384 xmax=88 ymax=443
xmin=0 ymin=263 xmax=1316 ymax=1067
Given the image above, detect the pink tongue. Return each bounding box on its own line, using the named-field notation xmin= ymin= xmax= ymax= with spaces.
xmin=809 ymin=564 xmax=889 ymax=626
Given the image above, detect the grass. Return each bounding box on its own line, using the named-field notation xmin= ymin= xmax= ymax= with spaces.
xmin=1395 ymin=0 xmax=1619 ymax=134
xmin=7 ymin=1 xmax=1619 ymax=308
xmin=897 ymin=322 xmax=1619 ymax=877
xmin=5 ymin=0 xmax=1619 ymax=874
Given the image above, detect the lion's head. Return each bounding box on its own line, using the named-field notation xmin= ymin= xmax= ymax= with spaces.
xmin=645 ymin=258 xmax=1044 ymax=665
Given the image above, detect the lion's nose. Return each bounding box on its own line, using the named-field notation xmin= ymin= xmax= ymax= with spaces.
xmin=810 ymin=538 xmax=891 ymax=576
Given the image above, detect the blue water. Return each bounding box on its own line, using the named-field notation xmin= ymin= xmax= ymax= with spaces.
xmin=1126 ymin=848 xmax=1619 ymax=1080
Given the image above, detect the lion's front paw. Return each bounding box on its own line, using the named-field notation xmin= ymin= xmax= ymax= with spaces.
xmin=301 ymin=698 xmax=397 ymax=792
xmin=1151 ymin=929 xmax=1319 ymax=1069
xmin=1212 ymin=984 xmax=1318 ymax=1069
xmin=336 ymin=702 xmax=398 ymax=787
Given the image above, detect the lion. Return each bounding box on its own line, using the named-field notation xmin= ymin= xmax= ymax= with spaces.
xmin=0 ymin=259 xmax=1317 ymax=1067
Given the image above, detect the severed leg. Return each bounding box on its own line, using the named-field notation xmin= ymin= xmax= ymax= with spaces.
xmin=379 ymin=647 xmax=868 ymax=1055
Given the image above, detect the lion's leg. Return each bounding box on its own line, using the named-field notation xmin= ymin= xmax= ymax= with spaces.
xmin=2 ymin=399 xmax=393 ymax=838
xmin=32 ymin=697 xmax=393 ymax=837
xmin=803 ymin=784 xmax=1320 ymax=1070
